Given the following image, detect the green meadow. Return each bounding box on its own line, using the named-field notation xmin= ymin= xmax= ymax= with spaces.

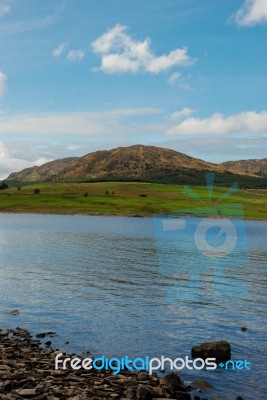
xmin=0 ymin=181 xmax=266 ymax=219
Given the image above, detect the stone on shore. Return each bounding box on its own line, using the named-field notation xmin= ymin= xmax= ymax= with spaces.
xmin=191 ymin=340 xmax=231 ymax=362
xmin=13 ymin=388 xmax=38 ymax=397
xmin=0 ymin=327 xmax=193 ymax=399
xmin=36 ymin=331 xmax=56 ymax=338
xmin=190 ymin=379 xmax=214 ymax=391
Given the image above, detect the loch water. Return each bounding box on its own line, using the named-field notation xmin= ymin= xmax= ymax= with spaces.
xmin=0 ymin=213 xmax=266 ymax=399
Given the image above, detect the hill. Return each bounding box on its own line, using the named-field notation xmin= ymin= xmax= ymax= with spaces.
xmin=6 ymin=144 xmax=228 ymax=182
xmin=6 ymin=145 xmax=267 ymax=188
xmin=7 ymin=157 xmax=79 ymax=182
xmin=221 ymin=158 xmax=267 ymax=177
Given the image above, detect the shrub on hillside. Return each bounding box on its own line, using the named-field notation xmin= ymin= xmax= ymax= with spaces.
xmin=0 ymin=182 xmax=8 ymax=190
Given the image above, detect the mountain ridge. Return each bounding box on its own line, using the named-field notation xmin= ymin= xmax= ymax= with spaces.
xmin=222 ymin=158 xmax=267 ymax=177
xmin=7 ymin=145 xmax=267 ymax=187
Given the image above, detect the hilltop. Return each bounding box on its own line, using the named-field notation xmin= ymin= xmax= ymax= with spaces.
xmin=8 ymin=145 xmax=225 ymax=182
xmin=6 ymin=145 xmax=267 ymax=187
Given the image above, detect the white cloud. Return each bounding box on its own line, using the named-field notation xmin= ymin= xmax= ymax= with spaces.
xmin=168 ymin=71 xmax=193 ymax=90
xmin=52 ymin=42 xmax=67 ymax=57
xmin=234 ymin=0 xmax=267 ymax=26
xmin=67 ymin=49 xmax=85 ymax=61
xmin=0 ymin=4 xmax=10 ymax=17
xmin=0 ymin=141 xmax=50 ymax=179
xmin=167 ymin=110 xmax=267 ymax=135
xmin=171 ymin=108 xmax=195 ymax=121
xmin=91 ymin=24 xmax=194 ymax=74
xmin=53 ymin=44 xmax=85 ymax=61
xmin=2 ymin=109 xmax=264 ymax=141
xmin=0 ymin=108 xmax=162 ymax=136
xmin=168 ymin=72 xmax=181 ymax=85
xmin=0 ymin=71 xmax=7 ymax=97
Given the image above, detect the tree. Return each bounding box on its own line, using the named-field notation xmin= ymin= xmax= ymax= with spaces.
xmin=33 ymin=188 xmax=40 ymax=195
xmin=0 ymin=182 xmax=8 ymax=190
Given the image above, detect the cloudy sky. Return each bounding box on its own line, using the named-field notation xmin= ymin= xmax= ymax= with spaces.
xmin=0 ymin=0 xmax=267 ymax=178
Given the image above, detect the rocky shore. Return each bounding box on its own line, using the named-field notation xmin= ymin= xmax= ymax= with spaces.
xmin=0 ymin=327 xmax=243 ymax=400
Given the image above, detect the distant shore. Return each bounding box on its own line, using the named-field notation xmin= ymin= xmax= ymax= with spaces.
xmin=0 ymin=182 xmax=266 ymax=220
xmin=0 ymin=209 xmax=267 ymax=221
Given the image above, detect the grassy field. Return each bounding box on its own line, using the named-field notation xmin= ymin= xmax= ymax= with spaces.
xmin=0 ymin=181 xmax=267 ymax=219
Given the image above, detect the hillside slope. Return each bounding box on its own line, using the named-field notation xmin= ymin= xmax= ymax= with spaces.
xmin=7 ymin=145 xmax=267 ymax=187
xmin=8 ymin=157 xmax=79 ymax=182
xmin=8 ymin=145 xmax=226 ymax=183
xmin=222 ymin=158 xmax=267 ymax=177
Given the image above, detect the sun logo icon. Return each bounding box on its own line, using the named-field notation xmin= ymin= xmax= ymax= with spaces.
xmin=153 ymin=173 xmax=248 ymax=301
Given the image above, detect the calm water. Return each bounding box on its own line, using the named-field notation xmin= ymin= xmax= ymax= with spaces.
xmin=0 ymin=213 xmax=266 ymax=399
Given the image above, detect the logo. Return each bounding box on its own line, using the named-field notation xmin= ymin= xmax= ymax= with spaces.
xmin=153 ymin=173 xmax=248 ymax=301
xmin=55 ymin=353 xmax=251 ymax=375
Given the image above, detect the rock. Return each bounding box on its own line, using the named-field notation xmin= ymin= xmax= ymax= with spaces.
xmin=191 ymin=380 xmax=214 ymax=390
xmin=13 ymin=327 xmax=31 ymax=337
xmin=137 ymin=371 xmax=150 ymax=381
xmin=36 ymin=332 xmax=56 ymax=338
xmin=192 ymin=340 xmax=231 ymax=362
xmin=241 ymin=327 xmax=248 ymax=332
xmin=36 ymin=333 xmax=46 ymax=338
xmin=9 ymin=309 xmax=19 ymax=316
xmin=0 ymin=364 xmax=11 ymax=371
xmin=175 ymin=393 xmax=191 ymax=400
xmin=0 ymin=326 xmax=218 ymax=400
xmin=161 ymin=372 xmax=188 ymax=393
xmin=236 ymin=397 xmax=245 ymax=400
xmin=125 ymin=387 xmax=135 ymax=398
xmin=64 ymin=388 xmax=76 ymax=396
xmin=13 ymin=388 xmax=37 ymax=397
xmin=136 ymin=385 xmax=156 ymax=400
xmin=0 ymin=330 xmax=9 ymax=336
xmin=152 ymin=386 xmax=167 ymax=397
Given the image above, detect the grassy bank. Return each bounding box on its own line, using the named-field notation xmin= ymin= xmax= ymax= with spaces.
xmin=0 ymin=181 xmax=266 ymax=219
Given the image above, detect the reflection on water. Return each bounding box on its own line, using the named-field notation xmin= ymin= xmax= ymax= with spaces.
xmin=0 ymin=213 xmax=266 ymax=399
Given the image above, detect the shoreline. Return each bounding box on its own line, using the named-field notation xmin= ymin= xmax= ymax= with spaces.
xmin=0 ymin=327 xmax=245 ymax=400
xmin=0 ymin=327 xmax=197 ymax=400
xmin=0 ymin=210 xmax=267 ymax=222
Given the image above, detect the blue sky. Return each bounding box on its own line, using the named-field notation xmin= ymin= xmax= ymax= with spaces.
xmin=0 ymin=0 xmax=267 ymax=178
